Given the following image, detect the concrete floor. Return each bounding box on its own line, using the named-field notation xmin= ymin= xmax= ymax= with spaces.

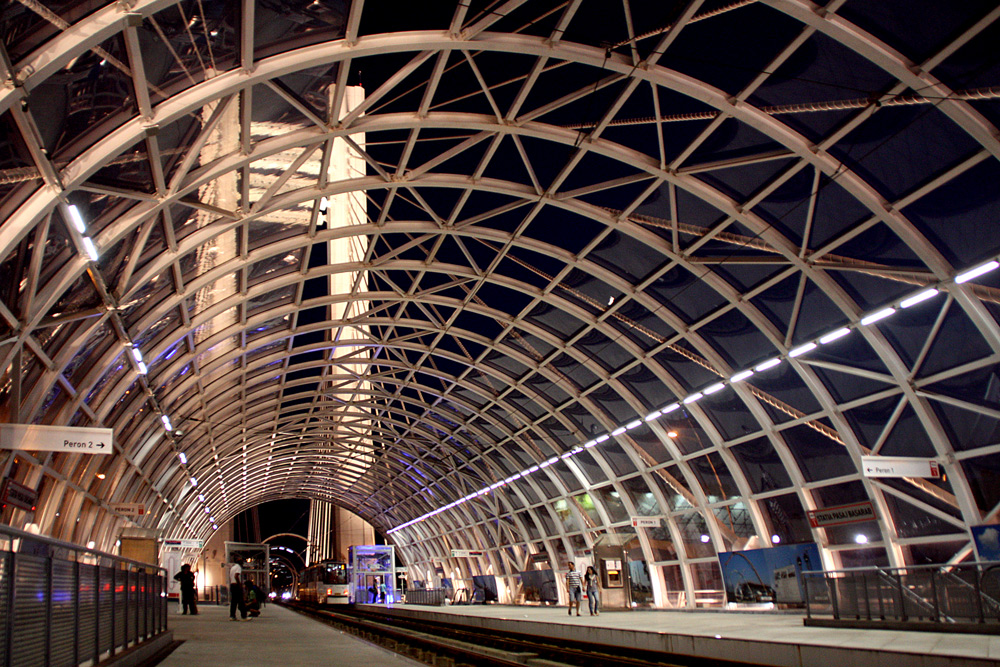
xmin=159 ymin=602 xmax=421 ymax=667
xmin=366 ymin=603 xmax=1000 ymax=666
xmin=155 ymin=599 xmax=1000 ymax=667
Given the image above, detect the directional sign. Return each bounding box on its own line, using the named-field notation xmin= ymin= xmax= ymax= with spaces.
xmin=808 ymin=501 xmax=876 ymax=528
xmin=1 ymin=478 xmax=37 ymax=512
xmin=631 ymin=517 xmax=660 ymax=528
xmin=0 ymin=424 xmax=113 ymax=455
xmin=110 ymin=502 xmax=146 ymax=519
xmin=450 ymin=549 xmax=484 ymax=558
xmin=163 ymin=539 xmax=204 ymax=549
xmin=861 ymin=456 xmax=940 ymax=479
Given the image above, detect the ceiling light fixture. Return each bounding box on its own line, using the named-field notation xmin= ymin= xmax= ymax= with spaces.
xmin=81 ymin=237 xmax=99 ymax=261
xmin=860 ymin=307 xmax=895 ymax=326
xmin=730 ymin=370 xmax=753 ymax=383
xmin=900 ymin=288 xmax=938 ymax=308
xmin=956 ymin=260 xmax=999 ymax=284
xmin=789 ymin=342 xmax=817 ymax=358
xmin=819 ymin=328 xmax=851 ymax=344
xmin=755 ymin=358 xmax=781 ymax=372
xmin=66 ymin=205 xmax=87 ymax=233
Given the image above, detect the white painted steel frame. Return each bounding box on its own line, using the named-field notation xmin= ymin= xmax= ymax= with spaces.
xmin=1 ymin=0 xmax=999 ymax=607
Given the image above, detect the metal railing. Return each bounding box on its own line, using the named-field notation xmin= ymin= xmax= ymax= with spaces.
xmin=803 ymin=562 xmax=1000 ymax=627
xmin=198 ymin=584 xmax=227 ymax=604
xmin=403 ymin=588 xmax=449 ymax=606
xmin=0 ymin=524 xmax=168 ymax=667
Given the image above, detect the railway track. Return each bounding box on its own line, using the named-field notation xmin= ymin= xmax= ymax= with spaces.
xmin=283 ymin=602 xmax=763 ymax=667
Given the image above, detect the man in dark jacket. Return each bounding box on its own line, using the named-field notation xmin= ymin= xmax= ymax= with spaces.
xmin=173 ymin=563 xmax=198 ymax=615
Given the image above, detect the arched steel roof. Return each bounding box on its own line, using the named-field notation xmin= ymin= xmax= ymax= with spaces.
xmin=3 ymin=0 xmax=1000 ymax=601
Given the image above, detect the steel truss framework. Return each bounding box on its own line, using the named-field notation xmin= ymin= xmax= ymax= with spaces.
xmin=2 ymin=0 xmax=1000 ymax=605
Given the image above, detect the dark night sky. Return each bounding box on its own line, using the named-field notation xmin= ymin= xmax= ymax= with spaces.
xmin=234 ymin=498 xmax=311 ymax=544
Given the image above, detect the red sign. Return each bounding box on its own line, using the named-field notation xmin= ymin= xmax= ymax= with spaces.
xmin=1 ymin=478 xmax=38 ymax=512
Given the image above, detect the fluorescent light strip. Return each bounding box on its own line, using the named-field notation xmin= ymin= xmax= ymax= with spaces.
xmin=703 ymin=382 xmax=725 ymax=395
xmin=819 ymin=328 xmax=851 ymax=344
xmin=956 ymin=260 xmax=999 ymax=284
xmin=682 ymin=392 xmax=703 ymax=404
xmin=730 ymin=370 xmax=753 ymax=383
xmin=178 ymin=453 xmax=187 ymax=465
xmin=161 ymin=415 xmax=173 ymax=431
xmin=611 ymin=426 xmax=627 ymax=436
xmin=900 ymin=288 xmax=938 ymax=308
xmin=131 ymin=348 xmax=143 ymax=363
xmin=860 ymin=307 xmax=895 ymax=326
xmin=644 ymin=410 xmax=662 ymax=422
xmin=626 ymin=419 xmax=642 ymax=430
xmin=755 ymin=358 xmax=781 ymax=372
xmin=137 ymin=361 xmax=148 ymax=375
xmin=81 ymin=237 xmax=99 ymax=261
xmin=67 ymin=205 xmax=87 ymax=233
xmin=789 ymin=342 xmax=816 ymax=358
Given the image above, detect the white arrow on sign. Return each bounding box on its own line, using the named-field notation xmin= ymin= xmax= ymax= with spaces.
xmin=0 ymin=424 xmax=113 ymax=455
xmin=861 ymin=456 xmax=940 ymax=479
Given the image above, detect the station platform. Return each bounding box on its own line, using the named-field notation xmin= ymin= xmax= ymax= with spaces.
xmin=156 ymin=603 xmax=420 ymax=667
xmin=362 ymin=602 xmax=1000 ymax=667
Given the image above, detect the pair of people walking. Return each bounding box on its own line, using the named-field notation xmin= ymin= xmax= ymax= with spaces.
xmin=565 ymin=562 xmax=600 ymax=616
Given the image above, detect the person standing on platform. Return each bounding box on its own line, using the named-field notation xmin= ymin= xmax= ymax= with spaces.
xmin=584 ymin=565 xmax=600 ymax=616
xmin=566 ymin=562 xmax=583 ymax=616
xmin=173 ymin=563 xmax=199 ymax=615
xmin=229 ymin=561 xmax=248 ymax=621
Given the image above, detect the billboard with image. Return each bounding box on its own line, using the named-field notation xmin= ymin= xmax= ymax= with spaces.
xmin=718 ymin=542 xmax=821 ymax=606
xmin=972 ymin=524 xmax=1000 ymax=561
